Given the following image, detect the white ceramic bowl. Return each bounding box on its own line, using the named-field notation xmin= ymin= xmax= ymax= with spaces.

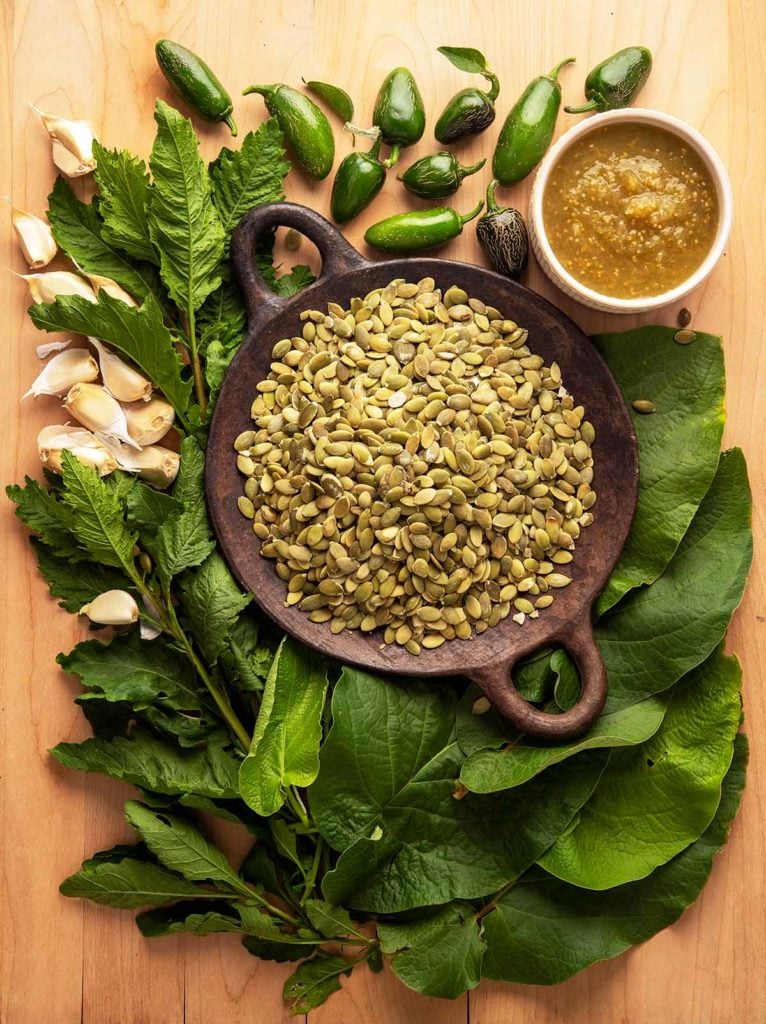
xmin=528 ymin=108 xmax=733 ymax=314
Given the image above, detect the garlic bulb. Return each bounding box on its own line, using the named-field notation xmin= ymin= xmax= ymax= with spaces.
xmin=112 ymin=444 xmax=180 ymax=488
xmin=89 ymin=338 xmax=151 ymax=403
xmin=80 ymin=590 xmax=139 ymax=626
xmin=22 ymin=271 xmax=97 ymax=305
xmin=38 ymin=425 xmax=117 ymax=477
xmin=85 ymin=273 xmax=138 ymax=307
xmin=24 ymin=348 xmax=99 ymax=398
xmin=36 ymin=339 xmax=71 ymax=359
xmin=33 ymin=107 xmax=96 ymax=177
xmin=9 ymin=205 xmax=57 ymax=268
xmin=64 ymin=382 xmax=140 ymax=449
xmin=122 ymin=396 xmax=175 ymax=446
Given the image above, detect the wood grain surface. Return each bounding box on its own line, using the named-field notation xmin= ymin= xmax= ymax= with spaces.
xmin=1 ymin=1 xmax=764 ymax=1022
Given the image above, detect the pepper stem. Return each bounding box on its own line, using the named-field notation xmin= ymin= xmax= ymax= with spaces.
xmin=367 ymin=136 xmax=382 ymax=160
xmin=564 ymin=98 xmax=599 ymax=114
xmin=458 ymin=156 xmax=487 ymax=180
xmin=459 ymin=199 xmax=485 ymax=226
xmin=485 ymin=178 xmax=502 ymax=215
xmin=483 ymin=70 xmax=500 ymax=102
xmin=225 ymin=114 xmax=238 ymax=136
xmin=383 ymin=144 xmax=401 ymax=169
xmin=242 ymin=84 xmax=274 ymax=97
xmin=548 ymin=56 xmax=576 ymax=82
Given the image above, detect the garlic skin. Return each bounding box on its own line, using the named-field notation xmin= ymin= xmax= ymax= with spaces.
xmin=90 ymin=337 xmax=152 ymax=403
xmin=64 ymin=382 xmax=140 ymax=449
xmin=112 ymin=444 xmax=180 ymax=489
xmin=33 ymin=107 xmax=96 ymax=177
xmin=85 ymin=273 xmax=138 ymax=307
xmin=122 ymin=396 xmax=175 ymax=446
xmin=140 ymin=594 xmax=163 ymax=640
xmin=24 ymin=348 xmax=99 ymax=398
xmin=36 ymin=339 xmax=71 ymax=359
xmin=80 ymin=590 xmax=139 ymax=626
xmin=22 ymin=271 xmax=97 ymax=305
xmin=10 ymin=206 xmax=57 ymax=268
xmin=38 ymin=424 xmax=117 ymax=477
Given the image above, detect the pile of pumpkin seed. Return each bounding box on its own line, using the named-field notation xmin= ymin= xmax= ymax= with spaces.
xmin=234 ymin=278 xmax=596 ymax=654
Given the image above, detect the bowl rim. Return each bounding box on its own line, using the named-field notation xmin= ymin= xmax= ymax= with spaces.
xmin=529 ymin=107 xmax=734 ymax=312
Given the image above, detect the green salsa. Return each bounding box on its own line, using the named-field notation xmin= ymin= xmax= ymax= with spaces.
xmin=543 ymin=123 xmax=719 ymax=299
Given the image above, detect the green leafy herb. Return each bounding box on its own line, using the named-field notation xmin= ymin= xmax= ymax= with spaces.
xmin=59 ymin=450 xmax=137 ymax=571
xmin=31 ymin=538 xmax=131 ymax=612
xmin=154 ymin=437 xmax=215 ymax=585
xmin=179 ymin=552 xmax=251 ymax=664
xmin=137 ymin=902 xmax=243 ymax=936
xmin=437 ymin=45 xmax=490 ymax=75
xmin=60 ymin=850 xmax=215 ymax=908
xmin=283 ymin=954 xmax=354 ymax=1014
xmin=93 ymin=142 xmax=156 ymax=262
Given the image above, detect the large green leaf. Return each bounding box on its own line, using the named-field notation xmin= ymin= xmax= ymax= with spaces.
xmin=378 ymin=902 xmax=485 ymax=998
xmin=47 ymin=177 xmax=159 ymax=302
xmin=538 ymin=647 xmax=742 ymax=888
xmin=180 ymin=552 xmax=252 ymax=664
xmin=599 ymin=449 xmax=752 ymax=711
xmin=60 ymin=851 xmax=214 ymax=909
xmin=482 ymin=733 xmax=747 ymax=984
xmin=283 ymin=954 xmax=354 ymax=1014
xmin=59 ymin=451 xmax=136 ymax=572
xmin=7 ymin=477 xmax=81 ymax=559
xmin=93 ymin=142 xmax=156 ymax=263
xmin=29 ymin=291 xmax=192 ymax=420
xmin=239 ymin=638 xmax=329 ymax=816
xmin=154 ymin=437 xmax=216 ymax=585
xmin=31 ymin=538 xmax=132 ymax=612
xmin=148 ymin=100 xmax=225 ymax=314
xmin=311 ymin=668 xmax=607 ymax=912
xmin=594 ymin=327 xmax=725 ymax=613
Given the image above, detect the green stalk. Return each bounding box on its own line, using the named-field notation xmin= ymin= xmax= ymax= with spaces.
xmin=301 ymin=836 xmax=324 ymax=905
xmin=483 ymin=70 xmax=500 ymax=102
xmin=187 ymin=307 xmax=207 ymax=420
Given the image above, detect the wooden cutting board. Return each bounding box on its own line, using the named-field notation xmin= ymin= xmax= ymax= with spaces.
xmin=1 ymin=2 xmax=764 ymax=1022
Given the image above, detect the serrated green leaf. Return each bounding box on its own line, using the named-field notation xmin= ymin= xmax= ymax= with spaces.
xmin=7 ymin=477 xmax=82 ymax=559
xmin=210 ymin=119 xmax=289 ymax=250
xmin=283 ymin=954 xmax=353 ymax=1014
xmin=60 ymin=852 xmax=213 ymax=908
xmin=437 ymin=45 xmax=489 ymax=74
xmin=198 ymin=272 xmax=246 ymax=355
xmin=125 ymin=483 xmax=182 ymax=538
xmin=148 ymin=100 xmax=225 ymax=314
xmin=47 ymin=177 xmax=159 ymax=302
xmin=378 ymin=901 xmax=485 ymax=998
xmin=52 ymin=730 xmax=240 ymax=799
xmin=220 ymin=609 xmax=276 ymax=693
xmin=59 ymin=450 xmax=136 ymax=571
xmin=304 ymin=81 xmax=354 ymax=122
xmin=137 ymin=901 xmax=243 ymax=936
xmin=538 ymin=647 xmax=742 ymax=888
xmin=31 ymin=538 xmax=131 ymax=611
xmin=154 ymin=437 xmax=215 ymax=584
xmin=239 ymin=638 xmax=329 ymax=816
xmin=28 ymin=291 xmax=193 ymax=421
xmin=125 ymin=801 xmax=247 ymax=891
xmin=93 ymin=142 xmax=156 ymax=262
xmin=270 ymin=263 xmax=315 ymax=297
xmin=482 ymin=734 xmax=748 ymax=985
xmin=180 ymin=552 xmax=251 ymax=664
xmin=304 ymin=899 xmax=365 ymax=940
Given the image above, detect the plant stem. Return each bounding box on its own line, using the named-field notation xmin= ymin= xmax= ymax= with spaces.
xmin=286 ymin=787 xmax=310 ymax=829
xmin=475 ymin=878 xmax=516 ymax=921
xmin=301 ymin=836 xmax=324 ymax=905
xmin=187 ymin=307 xmax=207 ymax=420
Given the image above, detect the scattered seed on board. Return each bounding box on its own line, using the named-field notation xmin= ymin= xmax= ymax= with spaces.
xmin=674 ymin=329 xmax=696 ymax=345
xmin=632 ymin=399 xmax=657 ymax=415
xmin=677 ymin=308 xmax=692 ymax=328
xmin=234 ymin=278 xmax=597 ymax=654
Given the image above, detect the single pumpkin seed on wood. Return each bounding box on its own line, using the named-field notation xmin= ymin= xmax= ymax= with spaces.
xmin=234 ymin=278 xmax=596 ymax=653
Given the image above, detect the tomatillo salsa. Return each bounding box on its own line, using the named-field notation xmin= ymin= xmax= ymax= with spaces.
xmin=542 ymin=123 xmax=719 ymax=299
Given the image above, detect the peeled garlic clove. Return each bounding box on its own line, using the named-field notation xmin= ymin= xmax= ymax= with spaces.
xmin=112 ymin=444 xmax=180 ymax=488
xmin=38 ymin=424 xmax=117 ymax=477
xmin=85 ymin=273 xmax=137 ymax=307
xmin=90 ymin=337 xmax=152 ymax=402
xmin=9 ymin=205 xmax=57 ymax=268
xmin=22 ymin=271 xmax=96 ymax=305
xmin=80 ymin=590 xmax=139 ymax=626
xmin=64 ymin=382 xmax=140 ymax=449
xmin=36 ymin=339 xmax=71 ymax=359
xmin=24 ymin=348 xmax=99 ymax=398
xmin=122 ymin=396 xmax=175 ymax=446
xmin=33 ymin=107 xmax=96 ymax=177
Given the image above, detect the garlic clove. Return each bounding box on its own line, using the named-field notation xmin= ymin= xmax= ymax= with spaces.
xmin=112 ymin=443 xmax=180 ymax=489
xmin=24 ymin=347 xmax=99 ymax=398
xmin=90 ymin=337 xmax=152 ymax=403
xmin=33 ymin=107 xmax=97 ymax=177
xmin=9 ymin=205 xmax=57 ymax=268
xmin=85 ymin=273 xmax=138 ymax=307
xmin=22 ymin=271 xmax=97 ymax=305
xmin=36 ymin=339 xmax=71 ymax=359
xmin=122 ymin=396 xmax=175 ymax=446
xmin=38 ymin=424 xmax=117 ymax=477
xmin=80 ymin=590 xmax=139 ymax=626
xmin=64 ymin=382 xmax=141 ymax=449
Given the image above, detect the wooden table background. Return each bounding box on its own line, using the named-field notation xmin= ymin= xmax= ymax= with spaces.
xmin=1 ymin=1 xmax=764 ymax=1021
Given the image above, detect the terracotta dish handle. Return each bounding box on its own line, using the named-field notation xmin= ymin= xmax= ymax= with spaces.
xmin=470 ymin=612 xmax=607 ymax=741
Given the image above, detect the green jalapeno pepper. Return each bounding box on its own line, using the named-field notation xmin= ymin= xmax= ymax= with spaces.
xmin=364 ymin=199 xmax=483 ymax=253
xmin=398 ymin=151 xmax=486 ymax=199
xmin=155 ymin=39 xmax=238 ymax=135
xmin=373 ymin=67 xmax=425 ymax=168
xmin=243 ymin=83 xmax=334 ymax=179
xmin=434 ymin=46 xmax=500 ymax=143
xmin=476 ymin=179 xmax=529 ymax=280
xmin=565 ymin=46 xmax=653 ymax=114
xmin=331 ymin=139 xmax=387 ymax=224
xmin=492 ymin=56 xmax=575 ymax=186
